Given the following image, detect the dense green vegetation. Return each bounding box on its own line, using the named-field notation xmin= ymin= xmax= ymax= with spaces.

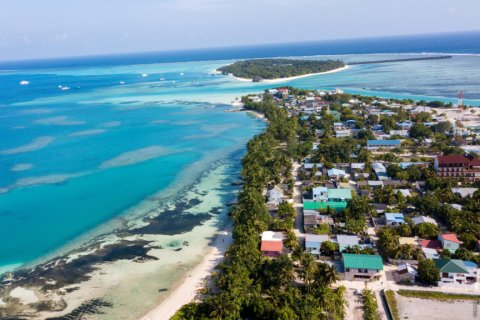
xmin=398 ymin=290 xmax=480 ymax=301
xmin=218 ymin=59 xmax=345 ymax=81
xmin=417 ymin=259 xmax=441 ymax=285
xmin=362 ymin=289 xmax=381 ymax=320
xmin=174 ymin=93 xmax=346 ymax=319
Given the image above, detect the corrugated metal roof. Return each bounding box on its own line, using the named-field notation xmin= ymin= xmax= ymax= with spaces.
xmin=343 ymin=253 xmax=383 ymax=270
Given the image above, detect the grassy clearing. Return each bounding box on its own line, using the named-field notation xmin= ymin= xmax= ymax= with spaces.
xmin=398 ymin=290 xmax=480 ymax=301
xmin=384 ymin=290 xmax=399 ymax=320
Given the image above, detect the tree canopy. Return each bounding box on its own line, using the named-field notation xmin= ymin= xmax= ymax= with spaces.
xmin=218 ymin=59 xmax=345 ymax=80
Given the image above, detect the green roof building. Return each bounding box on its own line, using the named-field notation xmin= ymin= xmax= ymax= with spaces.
xmin=434 ymin=259 xmax=478 ymax=286
xmin=327 ymin=188 xmax=352 ymax=201
xmin=434 ymin=259 xmax=469 ymax=274
xmin=342 ymin=253 xmax=384 ymax=281
xmin=303 ymin=188 xmax=352 ymax=212
xmin=304 ymin=201 xmax=347 ymax=211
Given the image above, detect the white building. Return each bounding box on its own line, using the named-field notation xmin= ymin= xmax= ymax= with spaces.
xmin=267 ymin=186 xmax=284 ymax=206
xmin=312 ymin=186 xmax=328 ymax=202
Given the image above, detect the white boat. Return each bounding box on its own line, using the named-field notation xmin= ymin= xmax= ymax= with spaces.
xmin=19 ymin=80 xmax=29 ymax=85
xmin=141 ymin=74 xmax=148 ymax=77
xmin=180 ymin=73 xmax=184 ymax=76
xmin=119 ymin=81 xmax=126 ymax=84
xmin=60 ymin=86 xmax=70 ymax=91
xmin=159 ymin=78 xmax=165 ymax=81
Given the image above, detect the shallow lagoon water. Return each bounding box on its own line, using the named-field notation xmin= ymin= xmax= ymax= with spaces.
xmin=1 ymin=52 xmax=480 ymax=272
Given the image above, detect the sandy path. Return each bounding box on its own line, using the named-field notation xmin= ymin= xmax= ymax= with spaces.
xmin=141 ymin=227 xmax=232 ymax=320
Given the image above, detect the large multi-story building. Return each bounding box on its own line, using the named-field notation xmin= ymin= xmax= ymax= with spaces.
xmin=434 ymin=155 xmax=480 ymax=181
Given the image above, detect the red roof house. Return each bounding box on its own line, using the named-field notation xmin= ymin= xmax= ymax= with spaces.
xmin=439 ymin=233 xmax=462 ymax=253
xmin=261 ymin=240 xmax=283 ymax=257
xmin=419 ymin=239 xmax=442 ymax=250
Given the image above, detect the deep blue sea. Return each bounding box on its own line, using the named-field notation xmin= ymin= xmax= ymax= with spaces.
xmin=1 ymin=31 xmax=480 ymax=272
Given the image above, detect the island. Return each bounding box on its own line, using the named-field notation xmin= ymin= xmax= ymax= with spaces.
xmin=217 ymin=58 xmax=346 ymax=82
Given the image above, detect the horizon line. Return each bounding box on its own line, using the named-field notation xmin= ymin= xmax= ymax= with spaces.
xmin=1 ymin=29 xmax=479 ymax=65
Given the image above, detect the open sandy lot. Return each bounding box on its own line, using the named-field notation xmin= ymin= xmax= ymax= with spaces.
xmin=396 ymin=294 xmax=479 ymax=320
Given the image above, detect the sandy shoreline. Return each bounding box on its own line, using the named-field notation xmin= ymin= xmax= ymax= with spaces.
xmin=141 ymin=226 xmax=233 ymax=320
xmin=229 ymin=65 xmax=349 ymax=83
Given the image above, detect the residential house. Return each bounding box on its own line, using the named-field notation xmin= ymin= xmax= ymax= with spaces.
xmin=397 ymin=120 xmax=413 ymax=128
xmin=389 ymin=130 xmax=409 ymax=137
xmin=420 ymin=239 xmax=442 ymax=251
xmin=371 ymin=162 xmax=388 ymax=180
xmin=267 ymin=186 xmax=284 ymax=206
xmin=312 ymin=186 xmax=328 ymax=202
xmin=397 ymin=263 xmax=418 ymax=284
xmin=394 ymin=189 xmax=412 ymax=198
xmin=435 ymin=259 xmax=478 ymax=287
xmin=304 ymin=214 xmax=318 ymax=229
xmin=451 ymin=187 xmax=478 ymax=198
xmin=412 ymin=215 xmax=438 ymax=227
xmin=342 ymin=253 xmax=383 ymax=281
xmin=422 ymin=247 xmax=440 ymax=259
xmin=385 ymin=213 xmax=405 ymax=226
xmin=304 ymin=188 xmax=352 ymax=211
xmin=327 ymin=168 xmax=349 ymax=180
xmin=333 ymin=122 xmax=345 ymax=131
xmin=344 ymin=120 xmax=357 ymax=129
xmin=368 ymin=180 xmax=384 ymax=189
xmin=335 ymin=129 xmax=352 ymax=138
xmin=399 ymin=237 xmax=418 ymax=246
xmin=434 ymin=155 xmax=480 ymax=181
xmin=305 ymin=234 xmax=329 ymax=255
xmin=372 ymin=203 xmax=388 ymax=214
xmin=367 ymin=140 xmax=401 ymax=150
xmin=439 ymin=233 xmax=462 ymax=253
xmin=351 ymin=163 xmax=366 ymax=171
xmin=337 ymin=235 xmax=360 ymax=252
xmin=260 ymin=231 xmax=284 ymax=257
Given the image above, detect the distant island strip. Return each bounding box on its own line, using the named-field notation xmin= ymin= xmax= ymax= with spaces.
xmin=349 ymin=55 xmax=452 ymax=65
xmin=218 ymin=56 xmax=452 ymax=82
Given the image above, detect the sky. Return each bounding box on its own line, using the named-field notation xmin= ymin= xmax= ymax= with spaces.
xmin=0 ymin=0 xmax=479 ymax=61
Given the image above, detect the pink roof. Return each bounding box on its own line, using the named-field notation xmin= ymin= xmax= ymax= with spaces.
xmin=420 ymin=239 xmax=442 ymax=250
xmin=261 ymin=240 xmax=283 ymax=252
xmin=440 ymin=233 xmax=462 ymax=244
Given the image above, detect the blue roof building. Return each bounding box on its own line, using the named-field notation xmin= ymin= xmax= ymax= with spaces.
xmin=367 ymin=140 xmax=401 ymax=150
xmin=385 ymin=213 xmax=405 ymax=226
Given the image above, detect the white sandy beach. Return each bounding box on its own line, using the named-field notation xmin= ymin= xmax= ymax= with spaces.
xmin=141 ymin=227 xmax=233 ymax=320
xmin=230 ymin=65 xmax=349 ymax=83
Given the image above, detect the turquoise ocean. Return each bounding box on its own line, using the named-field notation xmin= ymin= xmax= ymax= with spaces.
xmin=1 ymin=31 xmax=480 ymax=274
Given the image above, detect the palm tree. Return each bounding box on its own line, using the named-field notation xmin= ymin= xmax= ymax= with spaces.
xmin=315 ymin=263 xmax=339 ymax=288
xmin=301 ymin=254 xmax=318 ymax=292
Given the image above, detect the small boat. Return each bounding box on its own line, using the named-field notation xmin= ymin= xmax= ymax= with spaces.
xmin=141 ymin=74 xmax=148 ymax=77
xmin=19 ymin=80 xmax=29 ymax=85
xmin=159 ymin=78 xmax=165 ymax=81
xmin=119 ymin=81 xmax=126 ymax=85
xmin=180 ymin=72 xmax=184 ymax=76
